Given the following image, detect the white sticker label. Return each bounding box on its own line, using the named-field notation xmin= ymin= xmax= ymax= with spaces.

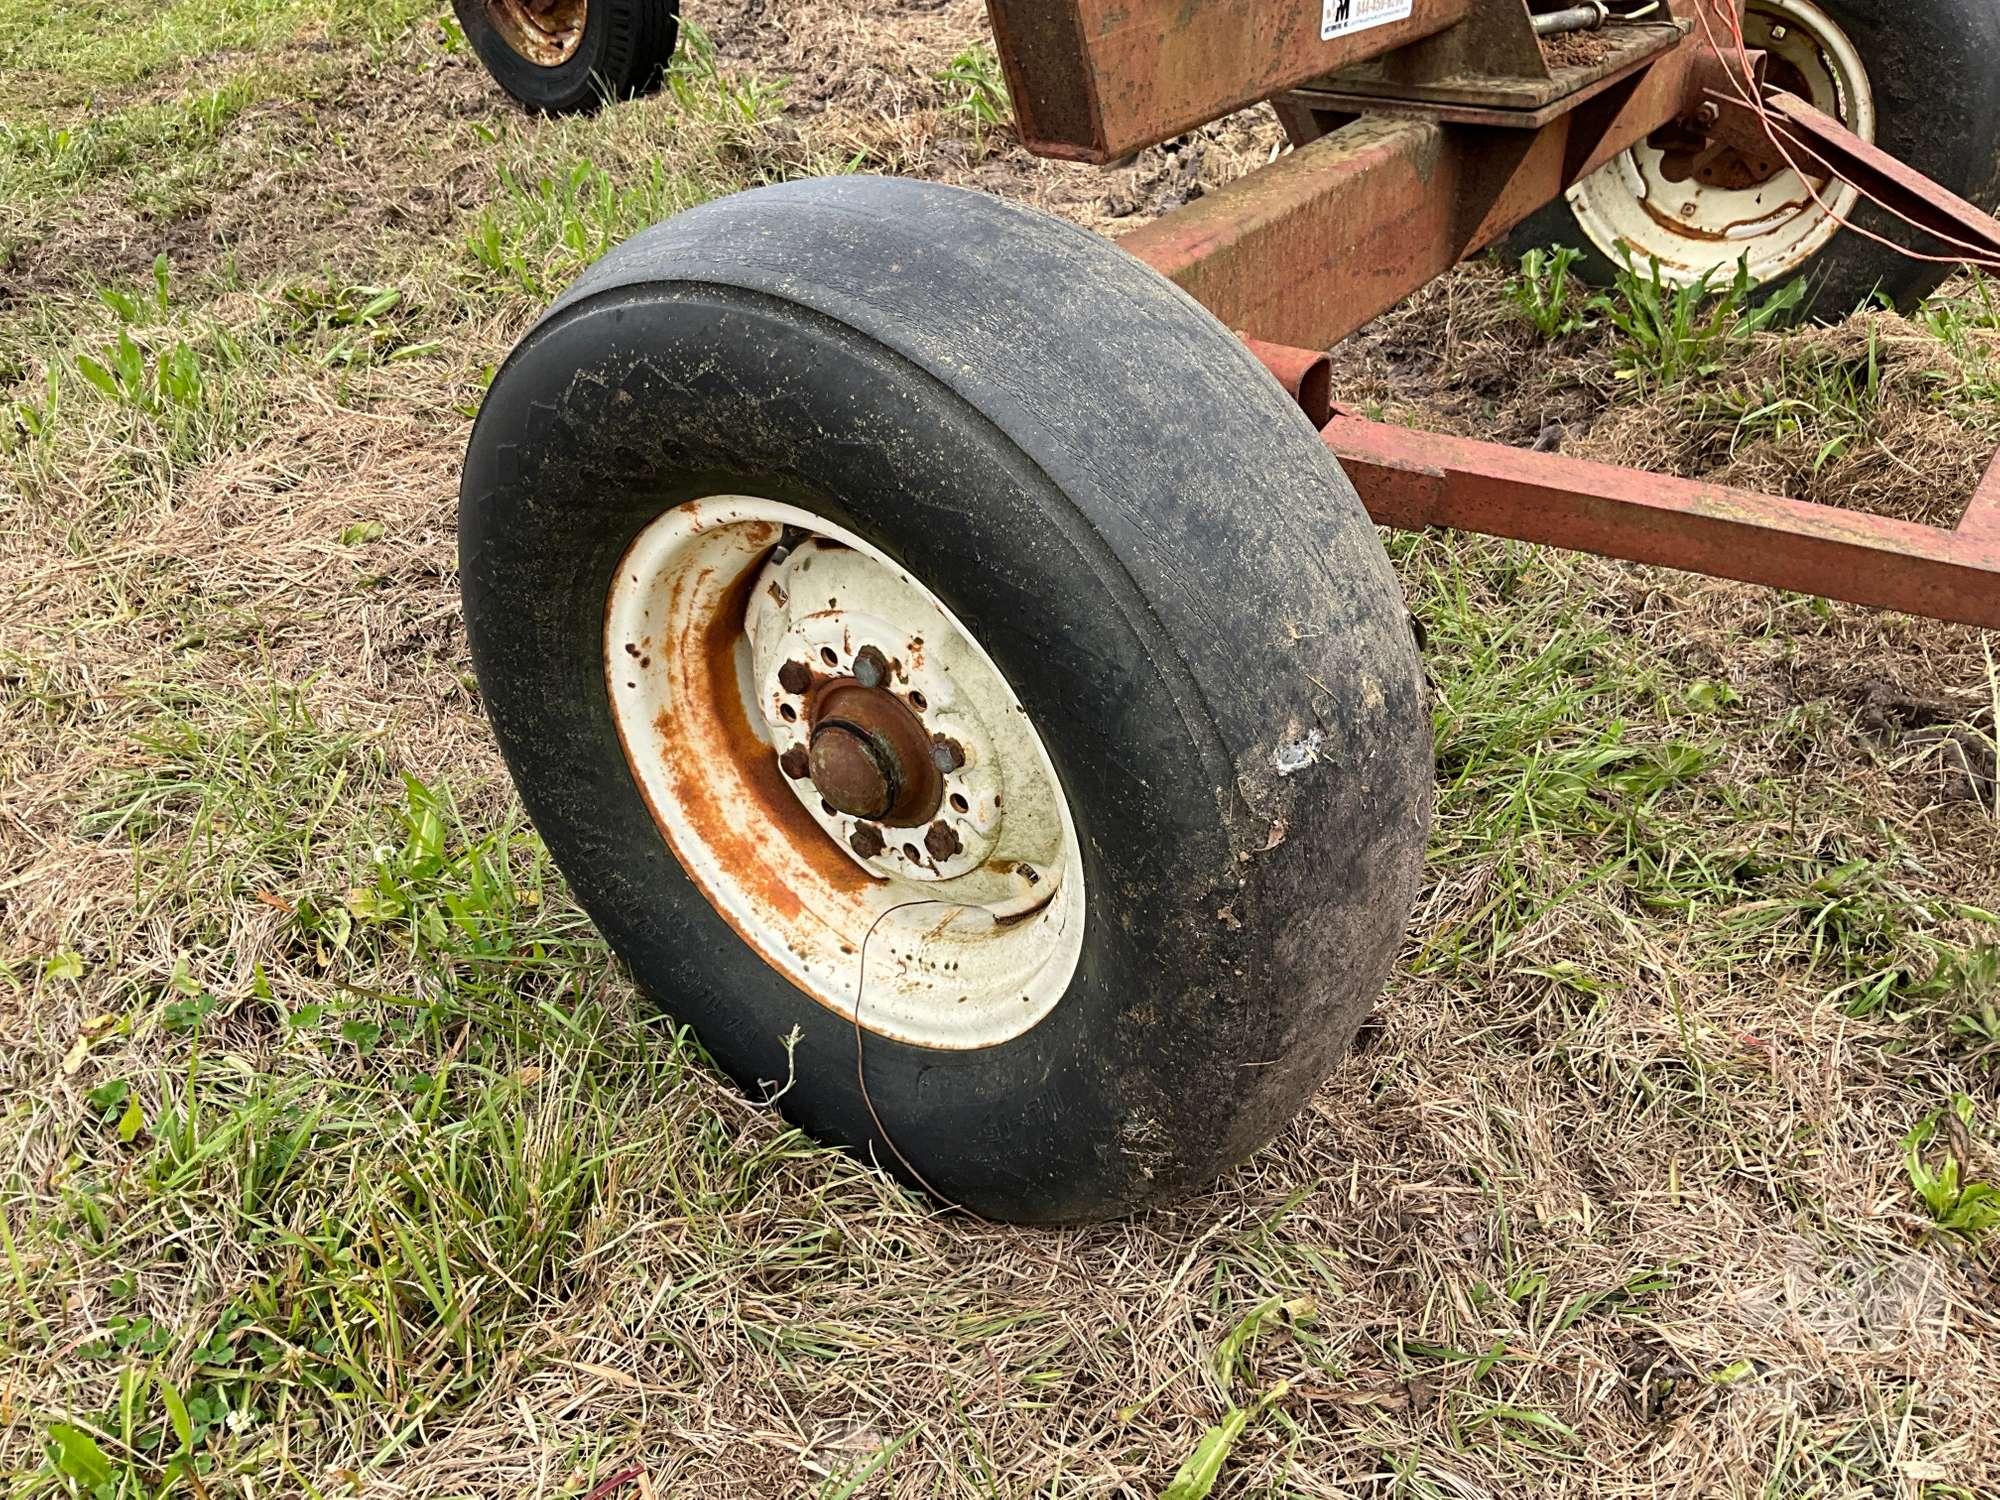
xmin=1322 ymin=0 xmax=1415 ymax=42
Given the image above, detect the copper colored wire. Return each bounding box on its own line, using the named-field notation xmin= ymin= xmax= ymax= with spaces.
xmin=1687 ymin=0 xmax=2000 ymax=274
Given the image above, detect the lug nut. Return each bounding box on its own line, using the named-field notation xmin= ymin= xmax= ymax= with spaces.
xmin=853 ymin=644 xmax=890 ymax=688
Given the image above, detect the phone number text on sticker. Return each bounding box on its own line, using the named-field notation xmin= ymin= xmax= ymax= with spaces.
xmin=1322 ymin=0 xmax=1415 ymax=42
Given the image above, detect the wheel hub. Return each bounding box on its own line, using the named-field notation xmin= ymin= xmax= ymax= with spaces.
xmin=1564 ymin=0 xmax=1874 ymax=288
xmin=605 ymin=497 xmax=1085 ymax=1048
xmin=808 ymin=721 xmax=896 ymax=819
xmin=1648 ymin=54 xmax=1815 ymax=193
xmin=805 ymin=680 xmax=943 ymax=825
xmin=745 ymin=537 xmax=1011 ymax=884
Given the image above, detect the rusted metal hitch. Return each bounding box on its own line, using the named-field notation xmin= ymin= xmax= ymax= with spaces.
xmin=1099 ymin=2 xmax=2000 ymax=633
xmin=1214 ymin=75 xmax=2000 ymax=631
xmin=1322 ymin=411 xmax=2000 ymax=630
xmin=1118 ymin=27 xmax=1741 ymax=351
xmin=983 ymin=0 xmax=2000 ymax=629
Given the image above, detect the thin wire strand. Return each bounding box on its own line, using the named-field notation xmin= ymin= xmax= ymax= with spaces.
xmin=1687 ymin=0 xmax=2000 ymax=273
xmin=850 ymin=897 xmax=990 ymax=1221
xmin=1693 ymin=0 xmax=1996 ymax=266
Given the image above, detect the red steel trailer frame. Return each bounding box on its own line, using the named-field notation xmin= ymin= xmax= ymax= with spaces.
xmin=987 ymin=0 xmax=2000 ymax=628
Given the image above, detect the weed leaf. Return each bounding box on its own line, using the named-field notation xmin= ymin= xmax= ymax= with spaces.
xmin=48 ymin=1422 xmax=113 ymax=1489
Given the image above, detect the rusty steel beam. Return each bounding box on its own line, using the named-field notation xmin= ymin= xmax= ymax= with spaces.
xmin=1121 ymin=32 xmax=1716 ymax=349
xmin=1754 ymin=89 xmax=2000 ymax=266
xmin=1241 ymin=336 xmax=1333 ymax=427
xmin=983 ymin=0 xmax=1475 ymax=164
xmin=1320 ymin=411 xmax=2000 ymax=629
xmin=1293 ymin=22 xmax=1701 ymax=125
xmin=1964 ymin=452 xmax=2000 ymax=544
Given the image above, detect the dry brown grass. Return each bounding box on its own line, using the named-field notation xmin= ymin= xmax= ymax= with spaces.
xmin=2 ymin=2 xmax=1998 ymax=1497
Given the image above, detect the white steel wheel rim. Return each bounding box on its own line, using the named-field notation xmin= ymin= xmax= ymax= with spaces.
xmin=605 ymin=496 xmax=1086 ymax=1050
xmin=1566 ymin=0 xmax=1875 ymax=287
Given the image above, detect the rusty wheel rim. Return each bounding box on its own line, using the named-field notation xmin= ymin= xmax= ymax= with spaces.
xmin=605 ymin=496 xmax=1086 ymax=1050
xmin=1566 ymin=0 xmax=1874 ymax=288
xmin=484 ymin=0 xmax=587 ymax=67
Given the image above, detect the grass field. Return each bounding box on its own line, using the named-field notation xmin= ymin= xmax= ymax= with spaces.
xmin=2 ymin=2 xmax=1998 ymax=1496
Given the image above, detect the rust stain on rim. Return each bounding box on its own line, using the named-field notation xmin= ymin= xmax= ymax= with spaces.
xmin=611 ymin=528 xmax=875 ymax=986
xmin=486 ymin=0 xmax=586 ymax=66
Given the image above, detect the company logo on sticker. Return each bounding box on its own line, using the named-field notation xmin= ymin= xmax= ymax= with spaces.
xmin=1322 ymin=0 xmax=1415 ymax=41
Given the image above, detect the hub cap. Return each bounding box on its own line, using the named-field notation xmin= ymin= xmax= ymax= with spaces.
xmin=605 ymin=497 xmax=1085 ymax=1050
xmin=1566 ymin=0 xmax=1875 ymax=287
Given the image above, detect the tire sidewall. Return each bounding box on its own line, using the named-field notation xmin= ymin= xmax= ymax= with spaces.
xmin=1793 ymin=0 xmax=2000 ymax=311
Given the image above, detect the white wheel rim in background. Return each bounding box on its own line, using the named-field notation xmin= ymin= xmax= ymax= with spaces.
xmin=1567 ymin=0 xmax=1875 ymax=287
xmin=605 ymin=497 xmax=1086 ymax=1050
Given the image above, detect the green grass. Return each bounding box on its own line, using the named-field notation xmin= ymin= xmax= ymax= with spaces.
xmin=1504 ymin=246 xmax=1593 ymax=341
xmin=933 ymin=45 xmax=1009 ymax=138
xmin=17 ymin=683 xmax=851 ymax=1497
xmin=1399 ymin=526 xmax=2000 ymax=1071
xmin=1905 ymin=1095 xmax=2000 ymax=1245
xmin=1704 ymin=324 xmax=1885 ymax=473
xmin=465 ymin=159 xmax=708 ymax=300
xmin=1596 ymin=250 xmax=1807 ymax=389
xmin=0 ymin=0 xmax=438 ymax=103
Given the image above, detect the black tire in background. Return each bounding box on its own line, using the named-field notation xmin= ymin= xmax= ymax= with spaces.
xmin=458 ymin=177 xmax=1436 ymax=1223
xmin=1510 ymin=0 xmax=2000 ymax=317
xmin=454 ymin=0 xmax=678 ymax=114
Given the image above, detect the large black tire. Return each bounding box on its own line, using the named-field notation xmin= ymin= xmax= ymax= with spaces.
xmin=454 ymin=0 xmax=678 ymax=115
xmin=1511 ymin=0 xmax=2000 ymax=317
xmin=458 ymin=177 xmax=1435 ymax=1223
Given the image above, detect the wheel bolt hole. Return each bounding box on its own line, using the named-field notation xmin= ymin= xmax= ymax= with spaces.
xmin=903 ymin=843 xmax=922 ymax=862
xmin=819 ymin=646 xmax=839 ymax=667
xmin=821 ymin=799 xmax=838 ymax=818
xmin=949 ymin=792 xmax=969 ymax=814
xmin=908 ymin=689 xmax=928 ymax=711
xmin=779 ymin=703 xmax=798 ymax=723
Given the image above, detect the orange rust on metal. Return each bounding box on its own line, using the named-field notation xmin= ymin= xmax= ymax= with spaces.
xmin=1319 ymin=410 xmax=2000 ymax=629
xmin=1297 ymin=33 xmax=1739 ymax=129
xmin=486 ymin=0 xmax=585 ymax=65
xmin=1963 ymin=452 xmax=2000 ymax=543
xmin=808 ymin=677 xmax=944 ymax=827
xmin=642 ymin=544 xmax=872 ymax=951
xmin=1241 ymin=335 xmax=1333 ymax=427
xmin=1121 ymin=32 xmax=1714 ymax=348
xmin=982 ymin=0 xmax=1476 ymax=163
xmin=1349 ymin=0 xmax=1547 ymax=92
xmin=1754 ymin=89 xmax=2000 ymax=265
